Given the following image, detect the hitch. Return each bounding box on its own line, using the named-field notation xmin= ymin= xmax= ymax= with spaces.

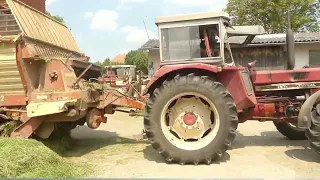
xmin=297 ymin=90 xmax=320 ymax=129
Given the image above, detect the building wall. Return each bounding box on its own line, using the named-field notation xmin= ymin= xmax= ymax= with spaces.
xmin=231 ymin=45 xmax=286 ymax=70
xmin=294 ymin=43 xmax=320 ymax=68
xmin=148 ymin=49 xmax=160 ymax=78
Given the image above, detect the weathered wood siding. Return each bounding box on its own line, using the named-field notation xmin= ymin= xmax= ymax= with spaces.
xmin=0 ymin=42 xmax=24 ymax=95
xmin=231 ymin=46 xmax=286 ymax=70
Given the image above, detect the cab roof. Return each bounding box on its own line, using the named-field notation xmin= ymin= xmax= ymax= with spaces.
xmin=155 ymin=11 xmax=230 ymax=24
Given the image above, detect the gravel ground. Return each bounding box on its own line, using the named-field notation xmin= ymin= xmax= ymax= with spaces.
xmin=67 ymin=111 xmax=320 ymax=178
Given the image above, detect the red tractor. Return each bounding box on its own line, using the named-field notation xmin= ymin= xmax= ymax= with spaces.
xmin=103 ymin=65 xmax=137 ymax=89
xmin=142 ymin=12 xmax=320 ymax=165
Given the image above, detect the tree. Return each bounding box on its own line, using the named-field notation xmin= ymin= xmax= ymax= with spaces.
xmin=225 ymin=0 xmax=320 ymax=33
xmin=94 ymin=57 xmax=125 ymax=67
xmin=125 ymin=50 xmax=148 ymax=74
xmin=46 ymin=11 xmax=65 ymax=24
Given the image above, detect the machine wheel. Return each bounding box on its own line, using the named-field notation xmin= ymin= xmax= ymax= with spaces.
xmin=273 ymin=121 xmax=306 ymax=140
xmin=305 ymin=111 xmax=320 ymax=154
xmin=144 ymin=73 xmax=238 ymax=165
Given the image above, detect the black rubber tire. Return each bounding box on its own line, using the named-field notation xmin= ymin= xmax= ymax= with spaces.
xmin=144 ymin=73 xmax=238 ymax=165
xmin=273 ymin=121 xmax=307 ymax=140
xmin=305 ymin=114 xmax=320 ymax=154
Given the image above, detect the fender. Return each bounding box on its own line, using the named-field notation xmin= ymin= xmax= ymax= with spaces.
xmin=143 ymin=63 xmax=219 ymax=95
xmin=297 ymin=90 xmax=320 ymax=129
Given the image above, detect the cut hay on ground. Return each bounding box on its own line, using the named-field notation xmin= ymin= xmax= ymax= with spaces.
xmin=0 ymin=138 xmax=89 ymax=178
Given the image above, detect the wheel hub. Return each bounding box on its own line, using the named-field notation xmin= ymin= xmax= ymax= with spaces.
xmin=167 ymin=97 xmax=212 ymax=140
xmin=160 ymin=92 xmax=221 ymax=151
xmin=183 ymin=112 xmax=197 ymax=126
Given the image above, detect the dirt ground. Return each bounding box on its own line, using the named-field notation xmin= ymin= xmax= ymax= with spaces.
xmin=66 ymin=111 xmax=320 ymax=178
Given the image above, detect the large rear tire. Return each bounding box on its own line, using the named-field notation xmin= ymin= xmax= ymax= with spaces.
xmin=305 ymin=112 xmax=320 ymax=154
xmin=273 ymin=121 xmax=307 ymax=140
xmin=144 ymin=73 xmax=238 ymax=165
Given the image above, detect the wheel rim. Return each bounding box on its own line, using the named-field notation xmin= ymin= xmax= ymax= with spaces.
xmin=160 ymin=92 xmax=220 ymax=151
xmin=287 ymin=122 xmax=305 ymax=131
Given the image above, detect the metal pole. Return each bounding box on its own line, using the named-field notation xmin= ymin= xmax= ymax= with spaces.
xmin=143 ymin=18 xmax=150 ymax=40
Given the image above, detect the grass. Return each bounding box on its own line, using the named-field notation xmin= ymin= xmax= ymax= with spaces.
xmin=0 ymin=138 xmax=90 ymax=178
xmin=0 ymin=121 xmax=21 ymax=137
xmin=62 ymin=136 xmax=149 ymax=173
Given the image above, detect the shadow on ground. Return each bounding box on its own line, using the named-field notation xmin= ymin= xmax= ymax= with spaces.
xmin=42 ymin=126 xmax=148 ymax=158
xmin=232 ymin=131 xmax=308 ymax=150
xmin=232 ymin=130 xmax=319 ymax=163
xmin=43 ymin=125 xmax=318 ymax=164
xmin=285 ymin=148 xmax=320 ymax=163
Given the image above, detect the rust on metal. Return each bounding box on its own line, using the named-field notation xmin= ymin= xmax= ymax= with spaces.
xmin=86 ymin=108 xmax=106 ymax=129
xmin=11 ymin=116 xmax=45 ymax=138
xmin=0 ymin=95 xmax=26 ymax=106
xmin=34 ymin=122 xmax=54 ymax=139
xmin=99 ymin=91 xmax=145 ymax=110
xmin=75 ymin=63 xmax=93 ymax=84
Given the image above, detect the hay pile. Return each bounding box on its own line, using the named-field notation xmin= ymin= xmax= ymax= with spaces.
xmin=0 ymin=138 xmax=89 ymax=178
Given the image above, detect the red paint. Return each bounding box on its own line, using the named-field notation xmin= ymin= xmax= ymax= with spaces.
xmin=217 ymin=67 xmax=257 ymax=111
xmin=252 ymin=103 xmax=276 ymax=117
xmin=0 ymin=95 xmax=26 ymax=106
xmin=183 ymin=112 xmax=197 ymax=126
xmin=145 ymin=63 xmax=218 ymax=93
xmin=42 ymin=60 xmax=67 ymax=91
xmin=201 ymin=28 xmax=212 ymax=57
xmin=239 ymin=97 xmax=302 ymax=123
xmin=251 ymin=68 xmax=320 ymax=85
xmin=16 ymin=43 xmax=28 ymax=95
xmin=145 ymin=64 xmax=256 ymax=111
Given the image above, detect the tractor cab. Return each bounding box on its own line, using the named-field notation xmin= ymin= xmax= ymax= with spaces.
xmin=155 ymin=12 xmax=266 ymax=67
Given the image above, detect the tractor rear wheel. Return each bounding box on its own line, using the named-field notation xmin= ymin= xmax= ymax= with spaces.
xmin=144 ymin=73 xmax=238 ymax=165
xmin=273 ymin=121 xmax=306 ymax=140
xmin=305 ymin=111 xmax=320 ymax=154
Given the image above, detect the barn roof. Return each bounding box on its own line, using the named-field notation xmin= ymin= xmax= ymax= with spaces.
xmin=4 ymin=0 xmax=83 ymax=59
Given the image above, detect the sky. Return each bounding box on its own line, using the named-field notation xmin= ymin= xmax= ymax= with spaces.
xmin=46 ymin=0 xmax=227 ymax=63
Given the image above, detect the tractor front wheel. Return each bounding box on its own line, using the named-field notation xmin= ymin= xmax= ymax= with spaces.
xmin=273 ymin=121 xmax=306 ymax=140
xmin=144 ymin=74 xmax=238 ymax=165
xmin=305 ymin=111 xmax=320 ymax=154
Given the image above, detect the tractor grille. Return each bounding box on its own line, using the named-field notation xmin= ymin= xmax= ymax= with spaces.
xmin=241 ymin=71 xmax=253 ymax=96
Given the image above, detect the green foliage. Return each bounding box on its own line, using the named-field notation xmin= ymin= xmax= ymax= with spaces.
xmin=0 ymin=138 xmax=89 ymax=178
xmin=94 ymin=58 xmax=125 ymax=74
xmin=125 ymin=50 xmax=148 ymax=74
xmin=94 ymin=58 xmax=124 ymax=67
xmin=225 ymin=0 xmax=320 ymax=33
xmin=46 ymin=11 xmax=65 ymax=24
xmin=0 ymin=121 xmax=21 ymax=137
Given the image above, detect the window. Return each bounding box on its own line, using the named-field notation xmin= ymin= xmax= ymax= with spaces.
xmin=116 ymin=68 xmax=125 ymax=75
xmin=309 ymin=50 xmax=320 ymax=68
xmin=160 ymin=24 xmax=220 ymax=61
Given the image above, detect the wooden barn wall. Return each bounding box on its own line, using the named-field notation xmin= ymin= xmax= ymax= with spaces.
xmin=229 ymin=46 xmax=286 ymax=70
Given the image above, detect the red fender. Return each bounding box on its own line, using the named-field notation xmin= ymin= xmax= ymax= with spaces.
xmin=144 ymin=63 xmax=219 ymax=94
xmin=143 ymin=63 xmax=257 ymax=111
